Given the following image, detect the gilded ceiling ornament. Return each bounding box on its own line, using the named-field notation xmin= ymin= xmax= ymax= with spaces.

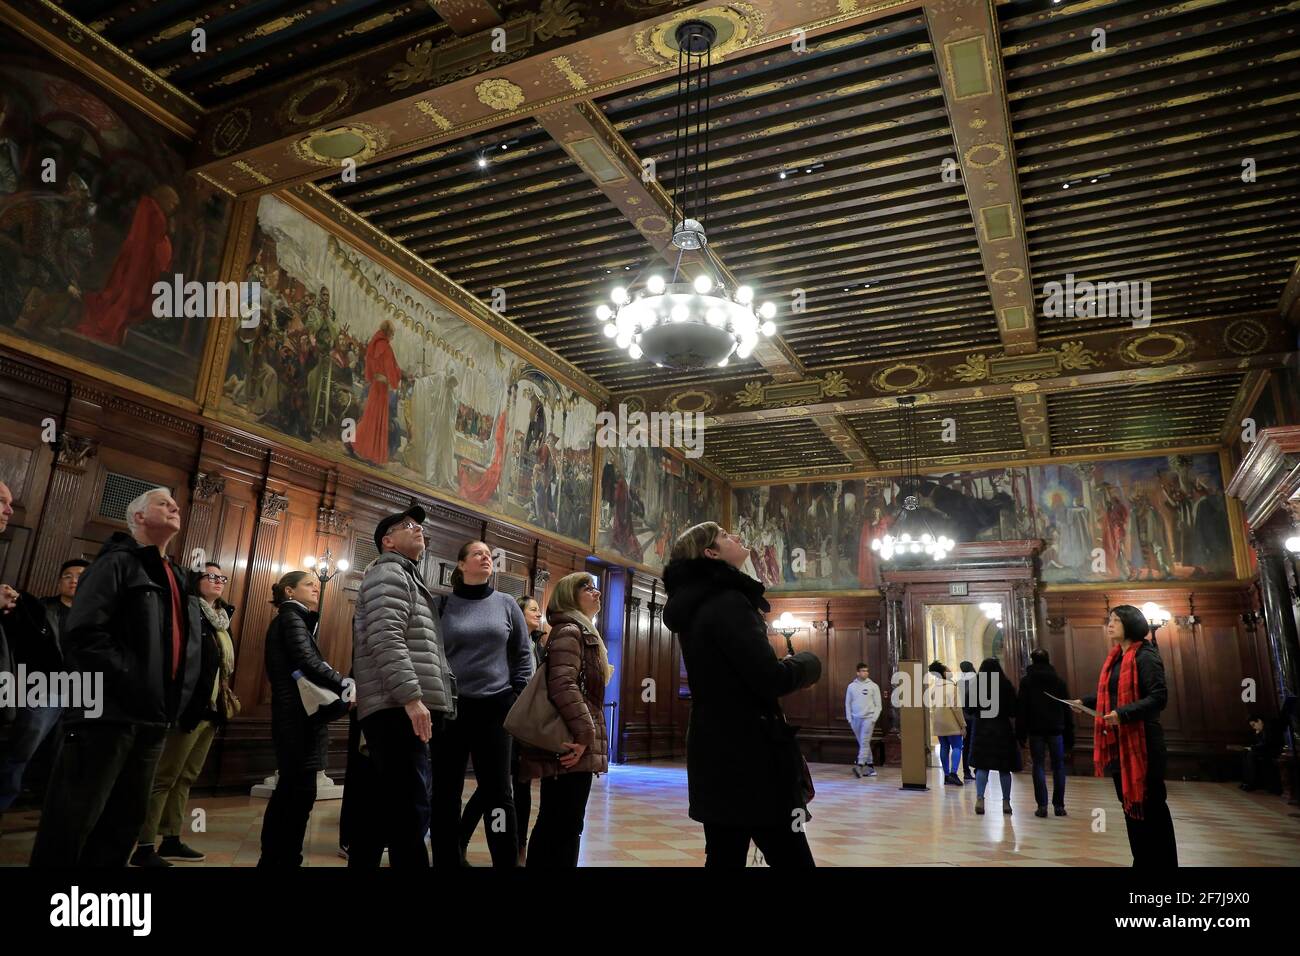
xmin=210 ymin=108 xmax=252 ymax=157
xmin=871 ymin=362 xmax=931 ymax=393
xmin=280 ymin=75 xmax=358 ymax=127
xmin=535 ymin=0 xmax=586 ymax=42
xmin=1011 ymin=382 xmax=1039 ymax=393
xmin=953 ymin=353 xmax=989 ymax=382
xmin=969 ymin=117 xmax=987 ymax=129
xmin=1222 ymin=319 xmax=1267 ymax=355
xmin=476 ymin=77 xmax=526 ymax=110
xmin=964 ymin=142 xmax=1007 ymax=168
xmin=635 ymin=4 xmax=764 ymax=65
xmin=1058 ymin=340 xmax=1099 ymax=370
xmin=1119 ymin=330 xmax=1193 ymax=365
xmin=414 ymin=102 xmax=453 ymax=129
xmin=291 ymin=124 xmax=389 ymax=166
xmin=232 ymin=160 xmax=271 ymax=185
xmin=634 ymin=214 xmax=670 ymax=235
xmin=990 ymin=267 xmax=1024 ymax=283
xmin=386 ymin=40 xmax=435 ymax=90
xmin=820 ymin=371 xmax=850 ymax=398
xmin=736 ymin=381 xmax=766 ymax=407
xmin=668 ymin=389 xmax=718 ymax=414
xmin=551 ymin=55 xmax=588 ymax=90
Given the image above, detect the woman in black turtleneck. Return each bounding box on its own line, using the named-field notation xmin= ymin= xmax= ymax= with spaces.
xmin=431 ymin=540 xmax=532 ymax=868
xmin=459 ymin=594 xmax=548 ymax=865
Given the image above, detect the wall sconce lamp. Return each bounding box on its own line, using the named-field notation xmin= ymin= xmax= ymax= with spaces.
xmin=772 ymin=611 xmax=803 ymax=656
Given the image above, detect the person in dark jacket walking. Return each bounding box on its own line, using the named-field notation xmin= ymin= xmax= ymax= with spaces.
xmin=429 ymin=540 xmax=532 ymax=868
xmin=462 ymin=593 xmax=547 ymax=865
xmin=519 ymin=573 xmax=611 ymax=867
xmin=1070 ymin=604 xmax=1178 ymax=867
xmin=661 ymin=521 xmax=822 ymax=868
xmin=970 ymin=657 xmax=1019 ymax=816
xmin=31 ymin=488 xmax=203 ymax=867
xmin=0 ymin=556 xmax=87 ymax=812
xmin=958 ymin=660 xmax=978 ymax=781
xmin=1017 ymin=647 xmax=1074 ymax=818
xmin=350 ymin=506 xmax=454 ymax=868
xmin=258 ymin=570 xmax=350 ymax=867
xmin=132 ymin=562 xmax=236 ymax=866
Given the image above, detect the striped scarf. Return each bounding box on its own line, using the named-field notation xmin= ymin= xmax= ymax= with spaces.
xmin=1093 ymin=640 xmax=1148 ymax=819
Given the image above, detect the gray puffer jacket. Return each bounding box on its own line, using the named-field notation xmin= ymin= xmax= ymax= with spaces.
xmin=353 ymin=551 xmax=456 ymax=721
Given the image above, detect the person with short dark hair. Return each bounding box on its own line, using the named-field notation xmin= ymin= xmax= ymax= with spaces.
xmin=1239 ymin=696 xmax=1296 ymax=794
xmin=258 ymin=570 xmax=350 ymax=867
xmin=845 ymin=662 xmax=881 ymax=778
xmin=1069 ymin=604 xmax=1178 ymax=867
xmin=31 ymin=488 xmax=203 ymax=867
xmin=0 ymin=555 xmax=88 ymax=812
xmin=970 ymin=658 xmax=1019 ymax=815
xmin=132 ymin=562 xmax=236 ymax=866
xmin=1018 ymin=647 xmax=1073 ymax=818
xmin=957 ymin=660 xmax=978 ymax=781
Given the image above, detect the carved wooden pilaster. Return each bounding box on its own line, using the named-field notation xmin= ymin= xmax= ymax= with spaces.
xmin=1013 ymin=579 xmax=1040 ymax=660
xmin=316 ymin=506 xmax=352 ymax=537
xmin=233 ymin=488 xmax=291 ymax=709
xmin=1249 ymin=515 xmax=1300 ymax=705
xmin=182 ymin=471 xmax=227 ymax=572
xmin=25 ymin=436 xmax=98 ymax=596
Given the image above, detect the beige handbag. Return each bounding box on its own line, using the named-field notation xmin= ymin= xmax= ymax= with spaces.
xmin=504 ymin=648 xmax=583 ymax=753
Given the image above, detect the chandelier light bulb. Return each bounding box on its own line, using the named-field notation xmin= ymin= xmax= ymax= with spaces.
xmin=671 ymin=304 xmax=689 ymax=322
xmin=303 ymin=555 xmax=316 ymax=568
xmin=759 ymin=301 xmax=777 ymax=319
xmin=612 ymin=286 xmax=629 ymax=305
xmin=910 ymin=543 xmax=921 ymax=554
xmin=603 ymin=323 xmax=617 ymax=338
xmin=1286 ymin=535 xmax=1300 ymax=554
xmin=706 ymin=307 xmax=726 ymax=326
xmin=337 ymin=559 xmax=350 ymax=572
xmin=596 ymin=304 xmax=612 ymax=321
xmin=760 ymin=320 xmax=776 ymax=337
xmin=922 ymin=533 xmax=933 ymax=544
xmin=736 ymin=285 xmax=754 ymax=305
xmin=628 ymin=343 xmax=643 ymax=360
xmin=693 ymin=274 xmax=714 ymax=294
xmin=900 ymin=533 xmax=911 ymax=543
xmin=616 ymin=332 xmax=632 ymax=350
xmin=647 ymin=274 xmax=666 ymax=294
xmin=870 ymin=540 xmax=880 ymax=552
xmin=736 ymin=343 xmax=753 ymax=360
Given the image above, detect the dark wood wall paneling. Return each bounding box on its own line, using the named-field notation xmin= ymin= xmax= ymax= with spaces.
xmin=0 ymin=353 xmax=594 ymax=790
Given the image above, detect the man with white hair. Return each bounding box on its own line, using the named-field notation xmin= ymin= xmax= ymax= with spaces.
xmin=31 ymin=486 xmax=203 ymax=867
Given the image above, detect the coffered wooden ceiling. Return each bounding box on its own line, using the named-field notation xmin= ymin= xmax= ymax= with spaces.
xmin=20 ymin=0 xmax=1300 ymax=484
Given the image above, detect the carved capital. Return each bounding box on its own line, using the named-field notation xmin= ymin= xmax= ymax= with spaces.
xmin=1045 ymin=616 xmax=1067 ymax=631
xmin=260 ymin=489 xmax=289 ymax=521
xmin=191 ymin=471 xmax=227 ymax=501
xmin=55 ymin=436 xmax=98 ymax=470
xmin=884 ymin=582 xmax=906 ymax=603
xmin=1012 ymin=580 xmax=1037 ymax=600
xmin=533 ymin=568 xmax=551 ymax=593
xmin=317 ymin=506 xmax=353 ymax=536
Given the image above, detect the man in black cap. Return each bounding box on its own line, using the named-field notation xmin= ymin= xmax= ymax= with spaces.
xmin=347 ymin=505 xmax=456 ymax=867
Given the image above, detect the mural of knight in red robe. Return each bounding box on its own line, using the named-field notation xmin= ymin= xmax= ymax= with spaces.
xmin=350 ymin=320 xmax=401 ymax=465
xmin=76 ymin=185 xmax=179 ymax=346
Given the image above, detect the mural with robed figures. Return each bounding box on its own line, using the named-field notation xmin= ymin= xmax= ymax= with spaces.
xmin=733 ymin=453 xmax=1235 ymax=591
xmin=597 ymin=445 xmax=724 ymax=574
xmin=0 ymin=26 xmax=231 ymax=398
xmin=220 ymin=197 xmax=596 ymax=544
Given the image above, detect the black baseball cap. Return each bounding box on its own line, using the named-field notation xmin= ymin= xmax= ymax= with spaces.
xmin=374 ymin=505 xmax=426 ymax=553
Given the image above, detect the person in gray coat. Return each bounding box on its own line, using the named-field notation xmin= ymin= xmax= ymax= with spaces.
xmin=349 ymin=505 xmax=455 ymax=868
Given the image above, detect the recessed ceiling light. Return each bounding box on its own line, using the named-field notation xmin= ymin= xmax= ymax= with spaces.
xmin=779 ymin=171 xmax=787 ymax=179
xmin=478 ymin=157 xmax=488 ymax=168
xmin=1062 ymin=182 xmax=1070 ymax=188
xmin=1090 ymin=178 xmax=1098 ymax=183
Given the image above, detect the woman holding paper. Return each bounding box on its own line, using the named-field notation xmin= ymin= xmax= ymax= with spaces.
xmin=1069 ymin=604 xmax=1178 ymax=867
xmin=259 ymin=570 xmax=350 ymax=867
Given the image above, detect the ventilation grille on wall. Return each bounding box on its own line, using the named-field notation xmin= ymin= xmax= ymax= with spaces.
xmin=99 ymin=473 xmax=166 ymax=524
xmin=351 ymin=536 xmax=379 ymax=573
xmin=495 ymin=570 xmax=528 ymax=599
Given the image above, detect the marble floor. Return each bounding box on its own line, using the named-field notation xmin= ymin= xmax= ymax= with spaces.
xmin=2 ymin=762 xmax=1298 ymax=866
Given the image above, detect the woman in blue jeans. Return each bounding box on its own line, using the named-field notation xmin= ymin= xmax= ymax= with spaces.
xmin=928 ymin=661 xmax=966 ymax=786
xmin=969 ymin=657 xmax=1019 ymax=814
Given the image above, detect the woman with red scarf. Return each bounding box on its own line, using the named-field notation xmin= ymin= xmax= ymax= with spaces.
xmin=1069 ymin=604 xmax=1177 ymax=866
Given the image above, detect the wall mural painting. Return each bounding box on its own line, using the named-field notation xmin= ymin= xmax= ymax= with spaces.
xmin=221 ymin=197 xmax=596 ymax=543
xmin=0 ymin=27 xmax=232 ymax=398
xmin=597 ymin=445 xmax=723 ymax=574
xmin=733 ymin=453 xmax=1235 ymax=590
xmin=1033 ymin=454 xmax=1233 ymax=584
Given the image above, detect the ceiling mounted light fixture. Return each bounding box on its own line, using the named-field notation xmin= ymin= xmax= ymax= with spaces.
xmin=870 ymin=396 xmax=955 ymax=562
xmin=596 ymin=20 xmax=776 ymax=369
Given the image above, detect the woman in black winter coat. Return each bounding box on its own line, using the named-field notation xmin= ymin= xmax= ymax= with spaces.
xmin=970 ymin=657 xmax=1019 ymax=816
xmin=1070 ymin=604 xmax=1177 ymax=867
xmin=258 ymin=570 xmax=351 ymax=867
xmin=661 ymin=521 xmax=822 ymax=868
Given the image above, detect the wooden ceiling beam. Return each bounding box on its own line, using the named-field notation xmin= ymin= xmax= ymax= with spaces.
xmin=925 ymin=0 xmax=1037 ymax=359
xmin=428 ymin=0 xmax=503 ymax=36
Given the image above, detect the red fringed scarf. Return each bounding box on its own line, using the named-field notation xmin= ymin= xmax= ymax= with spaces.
xmin=1093 ymin=641 xmax=1148 ymax=819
